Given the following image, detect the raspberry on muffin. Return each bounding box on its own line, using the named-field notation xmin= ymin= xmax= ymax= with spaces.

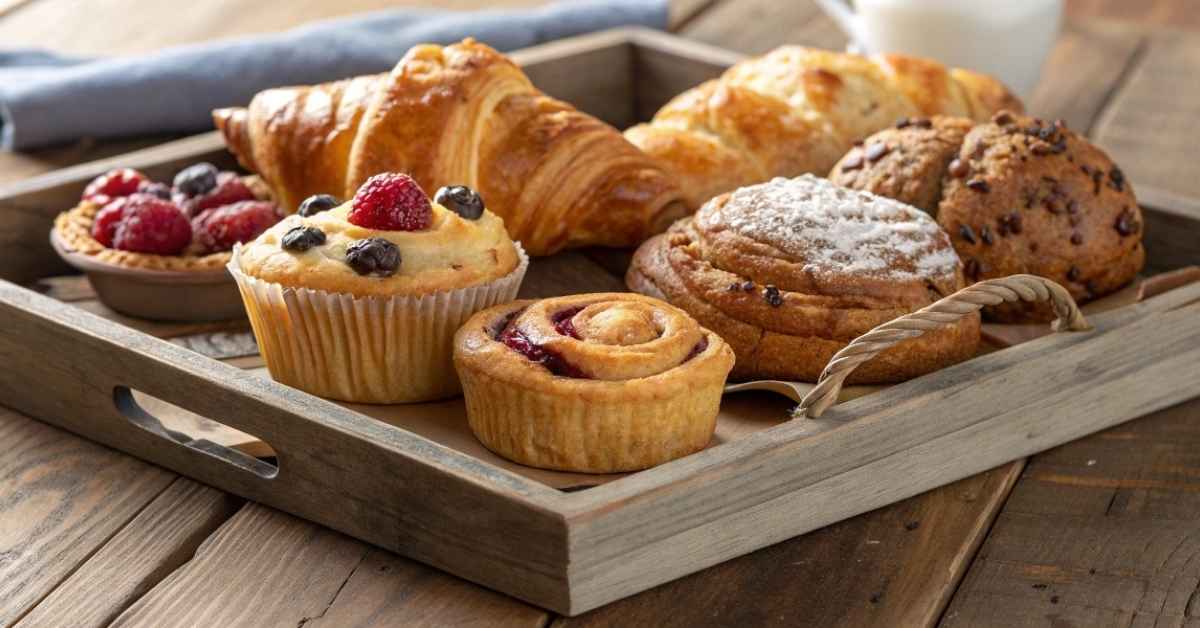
xmin=349 ymin=173 xmax=432 ymax=231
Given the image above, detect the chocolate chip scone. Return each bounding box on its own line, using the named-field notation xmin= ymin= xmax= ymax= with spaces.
xmin=831 ymin=111 xmax=1145 ymax=322
xmin=627 ymin=174 xmax=980 ymax=384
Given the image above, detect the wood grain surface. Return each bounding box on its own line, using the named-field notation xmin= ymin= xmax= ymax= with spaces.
xmin=0 ymin=0 xmax=1199 ymax=626
xmin=14 ymin=479 xmax=241 ymax=628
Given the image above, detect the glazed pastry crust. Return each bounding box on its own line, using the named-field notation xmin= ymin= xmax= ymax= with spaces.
xmin=237 ymin=202 xmax=519 ymax=297
xmin=830 ymin=112 xmax=1145 ymax=321
xmin=627 ymin=176 xmax=980 ymax=384
xmin=214 ymin=39 xmax=687 ymax=256
xmin=626 ymin=46 xmax=1022 ymax=209
xmin=454 ymin=293 xmax=735 ymax=473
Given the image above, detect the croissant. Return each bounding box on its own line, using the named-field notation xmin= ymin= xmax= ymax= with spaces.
xmin=213 ymin=39 xmax=687 ymax=256
xmin=625 ymin=46 xmax=1024 ymax=208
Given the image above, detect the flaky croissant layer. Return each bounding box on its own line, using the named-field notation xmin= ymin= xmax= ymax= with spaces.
xmin=214 ymin=39 xmax=688 ymax=256
xmin=625 ymin=45 xmax=1023 ymax=209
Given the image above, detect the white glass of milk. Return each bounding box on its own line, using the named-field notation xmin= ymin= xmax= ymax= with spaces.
xmin=814 ymin=0 xmax=1063 ymax=99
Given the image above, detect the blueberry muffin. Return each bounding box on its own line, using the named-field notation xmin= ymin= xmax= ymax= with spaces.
xmin=231 ymin=173 xmax=528 ymax=403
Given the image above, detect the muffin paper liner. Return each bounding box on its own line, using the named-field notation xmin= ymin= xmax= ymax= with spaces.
xmin=228 ymin=243 xmax=528 ymax=404
xmin=456 ymin=360 xmax=725 ymax=473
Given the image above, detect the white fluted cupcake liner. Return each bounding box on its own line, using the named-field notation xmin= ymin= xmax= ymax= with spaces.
xmin=228 ymin=243 xmax=528 ymax=404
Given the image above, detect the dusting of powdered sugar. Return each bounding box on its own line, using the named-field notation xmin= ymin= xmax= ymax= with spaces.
xmin=705 ymin=174 xmax=960 ymax=280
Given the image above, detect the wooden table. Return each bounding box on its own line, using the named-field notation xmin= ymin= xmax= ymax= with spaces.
xmin=3 ymin=1 xmax=1200 ymax=626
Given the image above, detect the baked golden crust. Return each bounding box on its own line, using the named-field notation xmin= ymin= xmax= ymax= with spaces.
xmin=53 ymin=201 xmax=231 ymax=272
xmin=236 ymin=201 xmax=518 ymax=298
xmin=830 ymin=112 xmax=1146 ymax=321
xmin=626 ymin=175 xmax=980 ymax=383
xmin=626 ymin=45 xmax=1022 ymax=210
xmin=453 ymin=293 xmax=735 ymax=473
xmin=214 ymin=39 xmax=687 ymax=256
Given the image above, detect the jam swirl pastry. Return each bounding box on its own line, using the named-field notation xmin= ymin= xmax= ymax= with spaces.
xmin=454 ymin=293 xmax=735 ymax=473
xmin=231 ymin=174 xmax=528 ymax=404
xmin=627 ymin=174 xmax=980 ymax=384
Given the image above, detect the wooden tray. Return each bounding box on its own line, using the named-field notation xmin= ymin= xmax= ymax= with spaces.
xmin=2 ymin=28 xmax=1200 ymax=616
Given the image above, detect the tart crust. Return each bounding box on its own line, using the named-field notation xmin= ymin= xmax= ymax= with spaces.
xmin=54 ymin=201 xmax=231 ymax=272
xmin=454 ymin=294 xmax=736 ymax=473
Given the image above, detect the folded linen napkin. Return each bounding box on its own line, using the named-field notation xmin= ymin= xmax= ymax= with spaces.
xmin=0 ymin=0 xmax=667 ymax=151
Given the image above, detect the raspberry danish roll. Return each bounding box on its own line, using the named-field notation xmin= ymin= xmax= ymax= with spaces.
xmin=454 ymin=293 xmax=735 ymax=473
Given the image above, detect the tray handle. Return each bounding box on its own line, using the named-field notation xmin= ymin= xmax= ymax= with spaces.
xmin=795 ymin=274 xmax=1091 ymax=419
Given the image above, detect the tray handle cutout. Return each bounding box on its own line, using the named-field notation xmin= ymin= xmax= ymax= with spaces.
xmin=114 ymin=386 xmax=279 ymax=479
xmin=795 ymin=274 xmax=1091 ymax=419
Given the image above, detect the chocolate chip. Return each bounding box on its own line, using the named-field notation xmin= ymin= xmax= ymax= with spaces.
xmin=912 ymin=117 xmax=932 ymax=129
xmin=981 ymin=225 xmax=994 ymax=245
xmin=1001 ymin=212 xmax=1023 ymax=235
xmin=841 ymin=152 xmax=864 ymax=171
xmin=958 ymin=224 xmax=978 ymax=244
xmin=948 ymin=158 xmax=969 ymax=178
xmin=1109 ymin=166 xmax=1126 ymax=192
xmin=742 ymin=281 xmax=755 ymax=292
xmin=865 ymin=142 xmax=890 ymax=162
xmin=763 ymin=285 xmax=783 ymax=307
xmin=1031 ymin=142 xmax=1054 ymax=156
xmin=281 ymin=225 xmax=326 ymax=252
xmin=1115 ymin=207 xmax=1139 ymax=236
xmin=895 ymin=117 xmax=911 ymax=128
xmin=1071 ymin=232 xmax=1083 ymax=245
xmin=727 ymin=282 xmax=741 ymax=292
xmin=1044 ymin=198 xmax=1062 ymax=214
xmin=992 ymin=111 xmax=1014 ymax=125
xmin=966 ymin=179 xmax=990 ymax=193
xmin=1067 ymin=265 xmax=1081 ymax=281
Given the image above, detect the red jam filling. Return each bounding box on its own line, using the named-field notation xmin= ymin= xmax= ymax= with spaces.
xmin=495 ymin=310 xmax=588 ymax=378
xmin=551 ymin=306 xmax=584 ymax=338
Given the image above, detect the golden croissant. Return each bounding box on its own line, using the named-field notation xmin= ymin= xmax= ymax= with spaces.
xmin=625 ymin=46 xmax=1024 ymax=208
xmin=213 ymin=39 xmax=687 ymax=256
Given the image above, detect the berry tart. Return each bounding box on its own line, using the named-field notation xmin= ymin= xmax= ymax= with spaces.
xmin=51 ymin=164 xmax=281 ymax=321
xmin=454 ymin=293 xmax=735 ymax=473
xmin=230 ymin=173 xmax=528 ymax=404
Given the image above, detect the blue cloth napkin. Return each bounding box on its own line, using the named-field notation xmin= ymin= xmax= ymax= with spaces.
xmin=0 ymin=0 xmax=667 ymax=151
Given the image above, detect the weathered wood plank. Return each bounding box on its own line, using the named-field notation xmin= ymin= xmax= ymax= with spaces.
xmin=15 ymin=478 xmax=240 ymax=628
xmin=0 ymin=407 xmax=176 ymax=626
xmin=557 ymin=462 xmax=1021 ymax=627
xmin=681 ymin=0 xmax=837 ymax=55
xmin=1030 ymin=20 xmax=1146 ymax=133
xmin=109 ymin=503 xmax=547 ymax=628
xmin=942 ymin=397 xmax=1200 ymax=627
xmin=307 ymin=548 xmax=549 ymax=627
xmin=1093 ymin=29 xmax=1200 ymax=199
